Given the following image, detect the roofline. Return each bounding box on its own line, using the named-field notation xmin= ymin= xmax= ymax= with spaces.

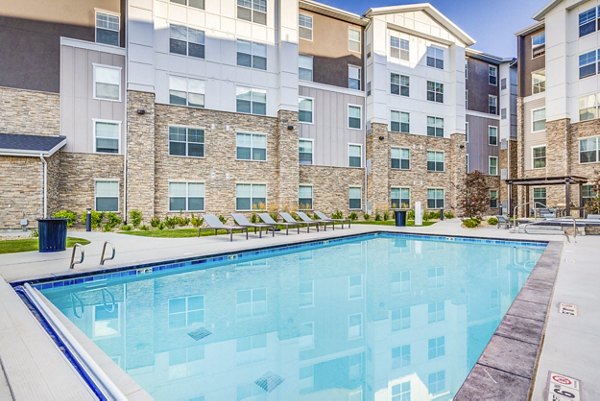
xmin=515 ymin=21 xmax=545 ymax=37
xmin=533 ymin=0 xmax=590 ymax=21
xmin=299 ymin=0 xmax=368 ymax=26
xmin=0 ymin=137 xmax=66 ymax=158
xmin=465 ymin=48 xmax=516 ymax=64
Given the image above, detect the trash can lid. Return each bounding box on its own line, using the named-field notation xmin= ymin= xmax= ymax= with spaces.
xmin=36 ymin=218 xmax=68 ymax=222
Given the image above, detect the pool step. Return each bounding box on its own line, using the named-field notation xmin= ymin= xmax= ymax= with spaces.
xmin=255 ymin=372 xmax=284 ymax=392
xmin=187 ymin=327 xmax=212 ymax=341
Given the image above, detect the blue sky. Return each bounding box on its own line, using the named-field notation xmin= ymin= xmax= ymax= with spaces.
xmin=319 ymin=0 xmax=549 ymax=57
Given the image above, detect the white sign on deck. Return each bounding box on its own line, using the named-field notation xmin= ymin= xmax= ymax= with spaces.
xmin=559 ymin=303 xmax=578 ymax=316
xmin=547 ymin=372 xmax=581 ymax=401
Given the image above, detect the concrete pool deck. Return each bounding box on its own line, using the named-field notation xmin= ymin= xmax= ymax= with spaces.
xmin=0 ymin=220 xmax=598 ymax=400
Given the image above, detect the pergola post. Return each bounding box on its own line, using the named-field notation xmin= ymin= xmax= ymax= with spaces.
xmin=508 ymin=182 xmax=513 ymax=217
xmin=525 ymin=185 xmax=530 ymax=218
xmin=579 ymin=182 xmax=584 ymax=218
xmin=565 ymin=180 xmax=571 ymax=216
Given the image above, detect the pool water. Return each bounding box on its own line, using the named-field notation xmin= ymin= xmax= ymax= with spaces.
xmin=40 ymin=235 xmax=545 ymax=401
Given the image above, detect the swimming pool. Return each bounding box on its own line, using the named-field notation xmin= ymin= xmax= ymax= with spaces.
xmin=26 ymin=233 xmax=546 ymax=401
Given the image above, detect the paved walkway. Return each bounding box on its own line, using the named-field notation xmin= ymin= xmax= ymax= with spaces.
xmin=0 ymin=220 xmax=597 ymax=400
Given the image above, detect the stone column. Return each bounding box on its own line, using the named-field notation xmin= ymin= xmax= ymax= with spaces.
xmin=516 ymin=97 xmax=526 ymax=212
xmin=450 ymin=132 xmax=467 ymax=213
xmin=366 ymin=123 xmax=390 ymax=213
xmin=276 ymin=110 xmax=299 ymax=210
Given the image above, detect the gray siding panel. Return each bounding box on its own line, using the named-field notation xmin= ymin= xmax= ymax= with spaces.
xmin=466 ymin=114 xmax=500 ymax=174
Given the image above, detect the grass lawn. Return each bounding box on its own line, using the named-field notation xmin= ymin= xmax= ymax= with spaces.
xmin=353 ymin=220 xmax=437 ymax=227
xmin=0 ymin=237 xmax=91 ymax=254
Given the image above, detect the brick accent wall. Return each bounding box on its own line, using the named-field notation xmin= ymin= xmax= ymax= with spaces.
xmin=0 ymin=156 xmax=42 ymax=229
xmin=299 ymin=166 xmax=364 ymax=215
xmin=0 ymin=86 xmax=60 ymax=135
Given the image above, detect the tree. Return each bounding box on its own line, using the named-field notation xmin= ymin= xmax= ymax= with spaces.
xmin=585 ymin=169 xmax=600 ymax=214
xmin=459 ymin=171 xmax=489 ymax=219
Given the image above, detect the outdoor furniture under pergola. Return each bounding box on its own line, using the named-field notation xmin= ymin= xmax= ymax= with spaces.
xmin=506 ymin=175 xmax=589 ymax=217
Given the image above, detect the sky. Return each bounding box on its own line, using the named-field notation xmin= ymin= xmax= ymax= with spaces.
xmin=319 ymin=0 xmax=550 ymax=58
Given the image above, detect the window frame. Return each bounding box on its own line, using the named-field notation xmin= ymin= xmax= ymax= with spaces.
xmin=532 ymin=69 xmax=546 ymax=94
xmin=95 ymin=10 xmax=120 ymax=47
xmin=426 ymin=116 xmax=444 ymax=138
xmin=168 ymin=125 xmax=205 ymax=158
xmin=299 ymin=138 xmax=314 ymax=165
xmin=93 ymin=64 xmax=122 ymax=102
xmin=235 ymin=132 xmax=268 ymax=161
xmin=169 ymin=24 xmax=205 ymax=59
xmin=168 ymin=181 xmax=205 ymax=212
xmin=390 ymin=110 xmax=410 ymax=133
xmin=488 ymin=65 xmax=498 ymax=86
xmin=531 ymin=32 xmax=545 ymax=59
xmin=579 ymin=7 xmax=597 ymax=37
xmin=488 ymin=125 xmax=498 ymax=146
xmin=298 ymin=184 xmax=314 ymax=210
xmin=427 ymin=150 xmax=445 ymax=172
xmin=348 ymin=186 xmax=362 ymax=210
xmin=348 ymin=65 xmax=361 ymax=90
xmin=347 ymin=104 xmax=363 ymax=130
xmin=489 ymin=189 xmax=499 ymax=209
xmin=93 ymin=119 xmax=121 ymax=154
xmin=348 ymin=143 xmax=363 ymax=168
xmin=348 ymin=28 xmax=361 ymax=54
xmin=390 ymin=73 xmax=409 ymax=97
xmin=426 ymin=46 xmax=444 ymax=69
xmin=390 ymin=35 xmax=409 ymax=61
xmin=390 ymin=147 xmax=410 ymax=170
xmin=531 ymin=107 xmax=546 ymax=132
xmin=391 ymin=187 xmax=411 ymax=209
xmin=579 ymin=136 xmax=600 ymax=164
xmin=579 ymin=50 xmax=597 ymax=79
xmin=489 ymin=95 xmax=498 ymax=114
xmin=533 ymin=187 xmax=547 ymax=207
xmin=427 ymin=188 xmax=445 ymax=209
xmin=532 ymin=145 xmax=547 ymax=169
xmin=579 ymin=94 xmax=599 ymax=122
xmin=236 ymin=86 xmax=267 ymax=115
xmin=236 ymin=39 xmax=267 ymax=70
xmin=426 ymin=81 xmax=444 ymax=103
xmin=95 ymin=179 xmax=120 ymax=212
xmin=169 ymin=75 xmax=205 ymax=108
xmin=298 ymin=96 xmax=314 ymax=124
xmin=298 ymin=54 xmax=313 ymax=81
xmin=235 ymin=183 xmax=268 ymax=211
xmin=489 ymin=156 xmax=498 ymax=176
xmin=299 ymin=13 xmax=313 ymax=41
xmin=237 ymin=0 xmax=267 ymax=25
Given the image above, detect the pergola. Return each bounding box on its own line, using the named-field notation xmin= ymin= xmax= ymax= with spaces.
xmin=506 ymin=175 xmax=589 ymax=217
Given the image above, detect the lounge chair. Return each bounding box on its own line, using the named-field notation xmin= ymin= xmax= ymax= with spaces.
xmin=280 ymin=212 xmax=318 ymax=233
xmin=296 ymin=211 xmax=334 ymax=231
xmin=496 ymin=215 xmax=511 ymax=230
xmin=315 ymin=211 xmax=352 ymax=229
xmin=199 ymin=214 xmax=248 ymax=241
xmin=232 ymin=213 xmax=275 ymax=237
xmin=258 ymin=213 xmax=300 ymax=235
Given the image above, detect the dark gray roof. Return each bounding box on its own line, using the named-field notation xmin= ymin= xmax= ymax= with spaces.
xmin=0 ymin=133 xmax=66 ymax=155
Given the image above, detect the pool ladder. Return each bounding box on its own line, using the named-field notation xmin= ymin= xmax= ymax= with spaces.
xmin=100 ymin=241 xmax=116 ymax=265
xmin=69 ymin=243 xmax=85 ymax=269
xmin=69 ymin=241 xmax=116 ymax=269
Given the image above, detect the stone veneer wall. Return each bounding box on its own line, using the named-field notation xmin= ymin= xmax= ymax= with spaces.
xmin=0 ymin=156 xmax=43 ymax=229
xmin=299 ymin=166 xmax=364 ymax=215
xmin=46 ymin=152 xmax=61 ymax=216
xmin=275 ymin=110 xmax=300 ymax=209
xmin=0 ymin=86 xmax=60 ymax=135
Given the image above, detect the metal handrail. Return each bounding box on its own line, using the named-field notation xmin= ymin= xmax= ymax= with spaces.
xmin=70 ymin=292 xmax=85 ymax=318
xmin=69 ymin=243 xmax=85 ymax=269
xmin=100 ymin=241 xmax=115 ymax=265
xmin=101 ymin=288 xmax=116 ymax=313
xmin=522 ymin=217 xmax=578 ymax=243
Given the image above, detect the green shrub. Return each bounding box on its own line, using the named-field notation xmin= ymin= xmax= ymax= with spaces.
xmin=150 ymin=217 xmax=161 ymax=228
xmin=53 ymin=210 xmax=77 ymax=227
xmin=374 ymin=212 xmax=382 ymax=221
xmin=407 ymin=210 xmax=415 ymax=220
xmin=290 ymin=212 xmax=300 ymax=221
xmin=383 ymin=210 xmax=390 ymax=221
xmin=164 ymin=216 xmax=177 ymax=229
xmin=444 ymin=210 xmax=455 ymax=219
xmin=129 ymin=210 xmax=143 ymax=227
xmin=191 ymin=214 xmax=203 ymax=228
xmin=103 ymin=212 xmax=122 ymax=231
xmin=269 ymin=212 xmax=279 ymax=221
xmin=363 ymin=213 xmax=371 ymax=221
xmin=140 ymin=225 xmax=149 ymax=231
xmin=121 ymin=224 xmax=132 ymax=231
xmin=487 ymin=217 xmax=499 ymax=226
xmin=426 ymin=211 xmax=440 ymax=220
xmin=331 ymin=209 xmax=343 ymax=219
xmin=31 ymin=229 xmax=39 ymax=238
xmin=463 ymin=218 xmax=480 ymax=228
xmin=250 ymin=213 xmax=258 ymax=223
xmin=218 ymin=215 xmax=227 ymax=224
xmin=158 ymin=222 xmax=165 ymax=230
xmin=348 ymin=212 xmax=358 ymax=221
xmin=80 ymin=210 xmax=104 ymax=229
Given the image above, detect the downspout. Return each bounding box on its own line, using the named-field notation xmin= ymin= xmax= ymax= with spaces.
xmin=39 ymin=154 xmax=47 ymax=218
xmin=363 ymin=22 xmax=370 ymax=214
xmin=123 ymin=2 xmax=129 ymax=224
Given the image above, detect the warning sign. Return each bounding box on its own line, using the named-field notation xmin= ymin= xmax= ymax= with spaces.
xmin=547 ymin=372 xmax=581 ymax=401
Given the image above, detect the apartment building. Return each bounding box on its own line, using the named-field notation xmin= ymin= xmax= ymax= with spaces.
xmin=0 ymin=0 xmax=512 ymax=229
xmin=515 ymin=0 xmax=600 ymax=217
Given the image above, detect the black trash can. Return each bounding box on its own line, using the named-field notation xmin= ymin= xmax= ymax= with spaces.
xmin=37 ymin=218 xmax=68 ymax=252
xmin=394 ymin=210 xmax=407 ymax=227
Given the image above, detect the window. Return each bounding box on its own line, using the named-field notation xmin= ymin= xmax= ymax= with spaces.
xmin=427 ymin=81 xmax=444 ymax=103
xmin=366 ymin=81 xmax=372 ymax=96
xmin=348 ymin=65 xmax=361 ymax=90
xmin=169 ymin=126 xmax=204 ymax=157
xmin=236 ymin=184 xmax=267 ymax=211
xmin=465 ymin=122 xmax=469 ymax=142
xmin=489 ymin=189 xmax=498 ymax=208
xmin=168 ymin=296 xmax=204 ymax=328
xmin=391 ymin=307 xmax=410 ymax=331
xmin=428 ymin=302 xmax=445 ymax=323
xmin=170 ymin=24 xmax=205 ymax=58
xmin=299 ymin=139 xmax=313 ymax=165
xmin=390 ymin=36 xmax=409 ymax=60
xmin=92 ymin=303 xmax=120 ymax=338
xmin=488 ymin=126 xmax=498 ymax=145
xmin=169 ymin=182 xmax=204 ymax=211
xmin=532 ymin=108 xmax=546 ymax=132
xmin=489 ymin=156 xmax=498 ymax=175
xmin=579 ymin=50 xmax=596 ymax=79
xmin=236 ymin=133 xmax=266 ymax=161
xmin=532 ymin=32 xmax=545 ymax=58
xmin=533 ymin=145 xmax=546 ymax=168
xmin=427 ymin=116 xmax=444 ymax=137
xmin=348 ymin=105 xmax=362 ymax=129
xmin=390 ymin=111 xmax=410 ymax=133
xmin=299 ymin=55 xmax=313 ymax=81
xmin=96 ymin=12 xmax=119 ymax=46
xmin=580 ymin=137 xmax=599 ymax=163
xmin=532 ymin=70 xmax=546 ymax=94
xmin=391 ymin=271 xmax=411 ymax=293
xmin=299 ymin=185 xmax=313 ymax=210
xmin=299 ymin=281 xmax=314 ymax=307
xmin=348 ymin=29 xmax=361 ymax=53
xmin=237 ymin=40 xmax=267 ymax=70
xmin=465 ymin=59 xmax=469 ymax=79
xmin=348 ymin=144 xmax=362 ymax=167
xmin=427 ymin=189 xmax=444 ymax=209
xmin=428 ymin=336 xmax=445 ymax=359
xmin=428 ymin=371 xmax=446 ymax=395
xmin=95 ymin=181 xmax=119 ymax=211
xmin=465 ymin=90 xmax=468 ymax=109
xmin=579 ymin=94 xmax=599 ymax=121
xmin=533 ymin=187 xmax=547 ymax=207
xmin=391 ymin=345 xmax=411 ymax=369
xmin=237 ymin=0 xmax=267 ymax=25
xmin=299 ymin=14 xmax=313 ymax=40
xmin=171 ymin=0 xmax=204 ymax=8
xmin=426 ymin=46 xmax=444 ymax=69
xmin=348 ymin=313 xmax=362 ymax=339
xmin=391 ymin=188 xmax=410 ymax=209
xmin=501 ymin=108 xmax=507 ymax=119
xmin=582 ymin=184 xmax=597 ymax=205
xmin=94 ymin=65 xmax=120 ymax=101
xmin=348 ymin=275 xmax=363 ymax=299
xmin=349 ymin=187 xmax=362 ymax=210
xmin=427 ymin=151 xmax=444 ymax=172
xmin=579 ymin=7 xmax=597 ymax=37
xmin=489 ymin=65 xmax=498 ymax=85
xmin=391 ymin=73 xmax=409 ymax=96
xmin=94 ymin=120 xmax=120 ymax=154
xmin=391 ymin=382 xmax=411 ymax=401
xmin=489 ymin=95 xmax=498 ymax=114
xmin=428 ymin=267 xmax=445 ymax=288
xmin=169 ymin=76 xmax=205 ymax=108
xmin=391 ymin=147 xmax=410 ymax=170
xmin=299 ymin=97 xmax=313 ymax=123
xmin=236 ymin=288 xmax=267 ymax=318
xmin=501 ymin=78 xmax=507 ymax=89
xmin=236 ymin=87 xmax=266 ymax=115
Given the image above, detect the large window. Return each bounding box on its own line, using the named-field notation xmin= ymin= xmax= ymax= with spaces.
xmin=349 ymin=187 xmax=362 ymax=210
xmin=391 ymin=382 xmax=411 ymax=401
xmin=579 ymin=50 xmax=596 ymax=79
xmin=579 ymin=94 xmax=599 ymax=121
xmin=582 ymin=184 xmax=597 ymax=206
xmin=427 ymin=189 xmax=444 ymax=209
xmin=236 ymin=288 xmax=267 ymax=318
xmin=236 ymin=184 xmax=267 ymax=211
xmin=579 ymin=7 xmax=597 ymax=37
xmin=489 ymin=156 xmax=498 ymax=176
xmin=532 ymin=70 xmax=546 ymax=94
xmin=489 ymin=95 xmax=498 ymax=114
xmin=391 ymin=345 xmax=411 ymax=369
xmin=237 ymin=0 xmax=267 ymax=25
xmin=299 ymin=55 xmax=313 ymax=81
xmin=427 ymin=151 xmax=444 ymax=172
xmin=391 ymin=188 xmax=410 ymax=209
xmin=427 ymin=116 xmax=444 ymax=137
xmin=348 ymin=144 xmax=362 ymax=168
xmin=580 ymin=137 xmax=599 ymax=163
xmin=426 ymin=46 xmax=444 ymax=69
xmin=348 ymin=105 xmax=362 ymax=129
xmin=171 ymin=0 xmax=205 ymax=8
xmin=299 ymin=139 xmax=313 ymax=165
xmin=532 ymin=108 xmax=546 ymax=132
xmin=428 ymin=336 xmax=445 ymax=359
xmin=94 ymin=65 xmax=121 ymax=101
xmin=94 ymin=120 xmax=120 ymax=154
xmin=533 ymin=145 xmax=546 ymax=168
xmin=95 ymin=180 xmax=119 ymax=211
xmin=299 ymin=97 xmax=313 ymax=123
xmin=427 ymin=81 xmax=444 ymax=103
xmin=391 ymin=73 xmax=409 ymax=96
xmin=429 ymin=371 xmax=446 ymax=395
xmin=489 ymin=65 xmax=498 ymax=85
xmin=236 ymin=87 xmax=266 ymax=115
xmin=299 ymin=14 xmax=313 ymax=40
xmin=169 ymin=182 xmax=205 ymax=211
xmin=169 ymin=126 xmax=204 ymax=157
xmin=532 ymin=32 xmax=545 ymax=58
xmin=236 ymin=132 xmax=266 ymax=161
xmin=168 ymin=296 xmax=204 ymax=329
xmin=237 ymin=40 xmax=266 ymax=70
xmin=169 ymin=76 xmax=205 ymax=108
xmin=391 ymin=147 xmax=410 ymax=170
xmin=390 ymin=36 xmax=409 ymax=60
xmin=95 ymin=12 xmax=119 ymax=46
xmin=298 ymin=185 xmax=313 ymax=210
xmin=390 ymin=111 xmax=409 ymax=133
xmin=489 ymin=189 xmax=498 ymax=209
xmin=348 ymin=29 xmax=361 ymax=53
xmin=348 ymin=65 xmax=361 ymax=90
xmin=170 ymin=24 xmax=205 ymax=58
xmin=488 ymin=126 xmax=498 ymax=146
xmin=533 ymin=187 xmax=547 ymax=207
